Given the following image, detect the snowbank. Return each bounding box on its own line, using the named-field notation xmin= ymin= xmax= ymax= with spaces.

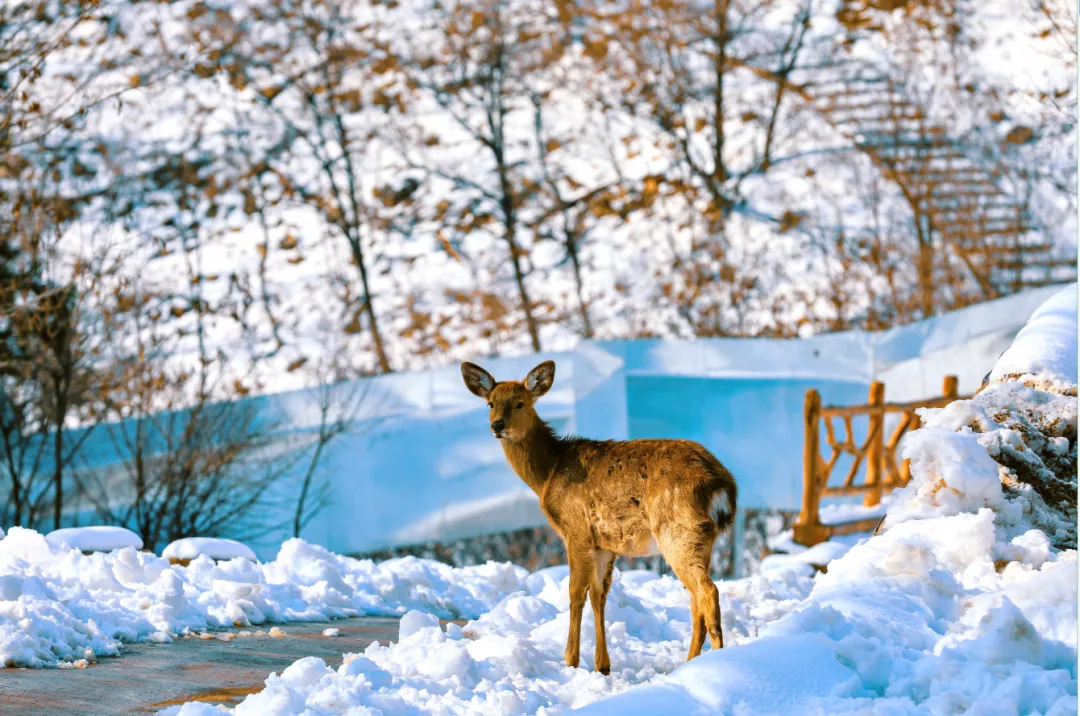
xmin=45 ymin=526 xmax=144 ymax=552
xmin=162 ymin=538 xmax=257 ymax=562
xmin=0 ymin=533 xmax=528 ymax=668
xmin=989 ymin=283 xmax=1078 ymax=390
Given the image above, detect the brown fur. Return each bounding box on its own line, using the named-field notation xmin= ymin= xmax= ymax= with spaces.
xmin=461 ymin=360 xmax=738 ymax=674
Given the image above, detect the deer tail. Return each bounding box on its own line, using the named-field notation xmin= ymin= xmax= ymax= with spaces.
xmin=703 ymin=456 xmax=738 ymax=532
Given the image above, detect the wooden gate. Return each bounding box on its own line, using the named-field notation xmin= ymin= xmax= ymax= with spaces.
xmin=793 ymin=376 xmax=963 ymax=546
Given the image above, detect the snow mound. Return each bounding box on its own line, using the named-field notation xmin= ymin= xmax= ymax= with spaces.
xmin=45 ymin=526 xmax=144 ymax=552
xmin=989 ymin=283 xmax=1077 ymax=392
xmin=162 ymin=538 xmax=257 ymax=562
xmin=890 ymin=380 xmax=1078 ymax=548
xmin=0 ymin=530 xmax=529 ymax=668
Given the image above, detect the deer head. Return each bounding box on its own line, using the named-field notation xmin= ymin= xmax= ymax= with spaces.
xmin=461 ymin=360 xmax=555 ymax=441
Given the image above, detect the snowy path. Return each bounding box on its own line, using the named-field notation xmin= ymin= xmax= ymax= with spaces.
xmin=0 ymin=618 xmax=401 ymax=715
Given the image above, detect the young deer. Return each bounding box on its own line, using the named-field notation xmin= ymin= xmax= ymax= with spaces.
xmin=461 ymin=359 xmax=737 ymax=674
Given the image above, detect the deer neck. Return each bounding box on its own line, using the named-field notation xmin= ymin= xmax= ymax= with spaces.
xmin=502 ymin=419 xmax=560 ymax=496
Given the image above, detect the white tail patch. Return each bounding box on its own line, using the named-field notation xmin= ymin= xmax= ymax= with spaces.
xmin=709 ymin=490 xmax=733 ymax=524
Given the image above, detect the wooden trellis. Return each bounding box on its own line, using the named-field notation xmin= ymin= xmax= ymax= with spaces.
xmin=793 ymin=376 xmax=963 ymax=546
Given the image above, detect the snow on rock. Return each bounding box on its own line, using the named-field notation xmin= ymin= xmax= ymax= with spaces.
xmin=161 ymin=538 xmax=257 ymax=562
xmin=0 ymin=531 xmax=530 ymax=668
xmin=891 ymin=379 xmax=1078 ymax=548
xmin=45 ymin=526 xmax=144 ymax=552
xmin=989 ymin=283 xmax=1078 ymax=391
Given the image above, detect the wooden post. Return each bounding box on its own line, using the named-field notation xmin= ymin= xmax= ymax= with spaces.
xmin=943 ymin=375 xmax=958 ymax=400
xmin=863 ymin=381 xmax=885 ymax=506
xmin=794 ymin=389 xmax=829 ymax=546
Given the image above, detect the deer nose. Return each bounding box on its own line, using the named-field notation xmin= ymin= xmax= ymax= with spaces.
xmin=491 ymin=419 xmax=505 ymax=433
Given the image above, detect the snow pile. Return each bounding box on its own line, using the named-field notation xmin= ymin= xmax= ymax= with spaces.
xmin=0 ymin=533 xmax=528 ymax=668
xmin=162 ymin=538 xmax=257 ymax=562
xmin=989 ymin=283 xmax=1078 ymax=392
xmin=159 ymin=567 xmax=814 ymax=715
xmin=889 ymin=380 xmax=1077 ymax=548
xmin=45 ymin=526 xmax=144 ymax=552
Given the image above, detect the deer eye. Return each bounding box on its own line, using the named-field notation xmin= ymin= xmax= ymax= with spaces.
xmin=516 ymin=402 xmax=524 ymax=410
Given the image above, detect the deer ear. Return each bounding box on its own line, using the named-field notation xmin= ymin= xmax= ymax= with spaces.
xmin=461 ymin=362 xmax=496 ymax=399
xmin=524 ymin=360 xmax=555 ymax=399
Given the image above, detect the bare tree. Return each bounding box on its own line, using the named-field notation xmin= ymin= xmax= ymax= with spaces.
xmin=290 ymin=357 xmax=378 ymax=538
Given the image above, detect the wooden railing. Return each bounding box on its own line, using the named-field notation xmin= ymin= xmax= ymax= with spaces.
xmin=793 ymin=376 xmax=963 ymax=546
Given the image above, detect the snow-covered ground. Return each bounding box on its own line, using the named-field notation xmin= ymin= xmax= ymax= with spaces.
xmin=1 ymin=287 xmax=1075 ymax=715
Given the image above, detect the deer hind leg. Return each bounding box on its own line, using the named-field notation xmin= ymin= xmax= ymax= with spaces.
xmin=658 ymin=524 xmax=723 ymax=659
xmin=589 ymin=549 xmax=615 ymax=675
xmin=687 ymin=592 xmax=706 ymax=660
xmin=564 ymin=548 xmax=594 ymax=669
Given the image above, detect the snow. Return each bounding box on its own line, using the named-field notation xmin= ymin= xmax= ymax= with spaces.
xmin=45 ymin=526 xmax=144 ymax=553
xmin=157 ymin=567 xmax=816 ymax=716
xmin=577 ymin=634 xmax=861 ymax=716
xmin=989 ymin=284 xmax=1078 ymax=389
xmin=0 ymin=531 xmax=530 ymax=668
xmin=759 ymin=534 xmax=863 ymax=579
xmin=817 ymin=497 xmax=890 ymax=526
xmin=161 ymin=538 xmax=257 ymax=563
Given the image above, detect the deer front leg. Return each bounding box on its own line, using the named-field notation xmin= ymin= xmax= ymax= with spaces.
xmin=564 ymin=548 xmax=593 ymax=669
xmin=590 ymin=550 xmax=615 ymax=675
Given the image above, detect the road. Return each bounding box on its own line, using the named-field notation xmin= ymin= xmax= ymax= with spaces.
xmin=0 ymin=618 xmax=403 ymax=715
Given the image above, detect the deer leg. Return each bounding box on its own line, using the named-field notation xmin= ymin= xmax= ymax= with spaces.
xmin=693 ymin=565 xmax=723 ymax=651
xmin=564 ymin=548 xmax=593 ymax=669
xmin=659 ymin=528 xmax=723 ymax=660
xmin=687 ymin=592 xmax=706 ymax=660
xmin=590 ymin=550 xmax=615 ymax=675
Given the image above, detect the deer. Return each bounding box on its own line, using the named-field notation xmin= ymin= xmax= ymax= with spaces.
xmin=461 ymin=359 xmax=737 ymax=675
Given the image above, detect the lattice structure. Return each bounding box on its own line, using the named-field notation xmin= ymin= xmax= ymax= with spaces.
xmin=793 ymin=376 xmax=964 ymax=546
xmin=792 ymin=59 xmax=1075 ymax=304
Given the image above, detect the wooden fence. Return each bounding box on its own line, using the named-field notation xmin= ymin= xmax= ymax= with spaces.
xmin=792 ymin=376 xmax=963 ymax=546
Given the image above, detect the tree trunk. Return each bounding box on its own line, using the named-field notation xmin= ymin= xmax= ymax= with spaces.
xmin=52 ymin=388 xmax=66 ymax=530
xmin=345 ymin=233 xmax=392 ymax=373
xmin=916 ymin=222 xmax=935 ymax=318
xmin=495 ymin=148 xmax=541 ymax=351
xmin=565 ymin=232 xmax=593 ymax=338
xmin=713 ymin=0 xmax=729 ymax=185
